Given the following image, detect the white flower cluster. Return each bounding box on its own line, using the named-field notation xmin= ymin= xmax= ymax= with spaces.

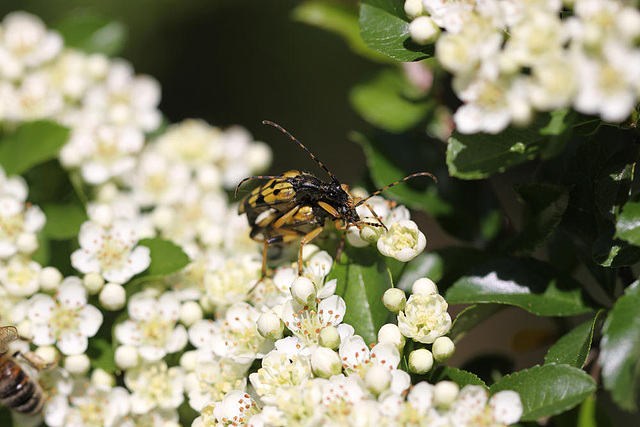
xmin=405 ymin=0 xmax=640 ymax=133
xmin=347 ymin=194 xmax=427 ymax=262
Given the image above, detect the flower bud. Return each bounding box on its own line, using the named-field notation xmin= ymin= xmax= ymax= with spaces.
xmin=490 ymin=390 xmax=523 ymax=425
xmin=432 ymin=336 xmax=455 ymax=362
xmin=383 ymin=288 xmax=406 ymax=313
xmin=411 ymin=277 xmax=437 ymax=296
xmin=16 ymin=232 xmax=38 ymax=254
xmin=365 ymin=364 xmax=392 ymax=395
xmin=290 ymin=276 xmax=316 ymax=306
xmin=64 ymin=353 xmax=90 ymax=375
xmin=311 ymin=347 xmax=343 ymax=378
xmin=99 ymin=283 xmax=126 ymax=310
xmin=39 ymin=266 xmax=62 ymax=292
xmin=377 ymin=323 xmax=405 ymax=350
xmin=35 ymin=345 xmax=58 ymax=366
xmin=180 ymin=350 xmax=199 ymax=371
xmin=180 ymin=301 xmax=203 ymax=327
xmin=91 ymin=368 xmax=115 ymax=389
xmin=83 ymin=272 xmax=105 ymax=294
xmin=408 ymin=348 xmax=433 ymax=374
xmin=433 ymin=381 xmax=459 ymax=408
xmin=409 ymin=16 xmax=441 ymax=45
xmin=319 ymin=325 xmax=341 ymax=350
xmin=256 ymin=311 xmax=284 ymax=340
xmin=115 ymin=345 xmax=139 ymax=369
xmin=404 ymin=0 xmax=424 ymax=19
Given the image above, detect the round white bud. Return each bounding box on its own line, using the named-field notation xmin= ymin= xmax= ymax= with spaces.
xmin=411 ymin=278 xmax=437 ymax=296
xmin=64 ymin=353 xmax=90 ymax=375
xmin=409 ymin=16 xmax=441 ymax=45
xmin=99 ymin=283 xmax=126 ymax=310
xmin=433 ymin=381 xmax=460 ymax=408
xmin=16 ymin=233 xmax=38 ymax=254
xmin=290 ymin=276 xmax=316 ymax=306
xmin=114 ymin=345 xmax=140 ymax=369
xmin=404 ymin=0 xmax=424 ymax=19
xmin=319 ymin=325 xmax=341 ymax=350
xmin=87 ymin=54 xmax=109 ymax=78
xmin=256 ymin=311 xmax=284 ymax=340
xmin=95 ymin=182 xmax=119 ymax=202
xmin=83 ymin=272 xmax=105 ymax=294
xmin=180 ymin=350 xmax=199 ymax=371
xmin=198 ymin=295 xmax=216 ymax=314
xmin=377 ymin=323 xmax=405 ymax=350
xmin=91 ymin=368 xmax=115 ymax=389
xmin=89 ymin=205 xmax=113 ymax=227
xmin=196 ymin=165 xmax=221 ymax=190
xmin=180 ymin=301 xmax=203 ymax=327
xmin=16 ymin=320 xmax=31 ymax=339
xmin=246 ymin=142 xmax=273 ymax=172
xmin=39 ymin=267 xmax=63 ymax=292
xmin=311 ymin=347 xmax=343 ymax=378
xmin=364 ymin=364 xmax=392 ymax=395
xmin=152 ymin=206 xmax=175 ymax=230
xmin=408 ymin=348 xmax=434 ymax=374
xmin=35 ymin=345 xmax=58 ymax=366
xmin=383 ymin=288 xmax=407 ymax=313
xmin=360 ymin=225 xmax=383 ymax=244
xmin=432 ymin=336 xmax=455 ymax=362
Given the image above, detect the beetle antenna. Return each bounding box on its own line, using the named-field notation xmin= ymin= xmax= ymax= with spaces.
xmin=262 ymin=120 xmax=341 ymax=185
xmin=355 ymin=172 xmax=437 ymax=207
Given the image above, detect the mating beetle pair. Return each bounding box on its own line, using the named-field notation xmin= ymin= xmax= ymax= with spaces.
xmin=236 ymin=121 xmax=436 ymax=279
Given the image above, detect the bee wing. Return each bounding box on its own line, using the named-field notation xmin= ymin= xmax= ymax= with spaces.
xmin=0 ymin=325 xmax=19 ymax=352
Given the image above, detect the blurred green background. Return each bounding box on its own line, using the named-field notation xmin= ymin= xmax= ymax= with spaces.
xmin=0 ymin=0 xmax=374 ymax=182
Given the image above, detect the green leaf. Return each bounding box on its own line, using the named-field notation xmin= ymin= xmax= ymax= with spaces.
xmin=600 ymin=281 xmax=640 ymax=411
xmin=42 ymin=204 xmax=88 ymax=240
xmin=552 ymin=395 xmax=614 ymax=427
xmin=446 ymin=257 xmax=595 ymax=316
xmin=593 ymin=222 xmax=640 ymax=268
xmin=359 ymin=0 xmax=433 ymax=62
xmin=293 ymin=1 xmax=391 ymax=63
xmin=508 ymin=183 xmax=570 ymax=252
xmin=446 ymin=111 xmax=590 ymax=180
xmin=616 ymin=201 xmax=640 ymax=247
xmin=327 ymin=246 xmax=392 ymax=344
xmin=138 ymin=238 xmax=190 ymax=278
xmin=0 ymin=121 xmax=70 ymax=175
xmin=490 ymin=364 xmax=597 ymax=421
xmin=544 ymin=310 xmax=604 ymax=368
xmin=396 ymin=252 xmax=443 ymax=291
xmin=55 ymin=14 xmax=127 ymax=56
xmin=430 ymin=366 xmax=487 ymax=388
xmin=449 ymin=304 xmax=505 ymax=343
xmin=353 ymin=132 xmax=502 ymax=242
xmin=350 ymin=68 xmax=432 ymax=132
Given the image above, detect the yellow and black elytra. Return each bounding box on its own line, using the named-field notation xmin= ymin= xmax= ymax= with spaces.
xmin=236 ymin=120 xmax=437 ymax=278
xmin=0 ymin=325 xmax=54 ymax=415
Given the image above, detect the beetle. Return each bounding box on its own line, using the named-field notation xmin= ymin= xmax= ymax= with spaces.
xmin=236 ymin=121 xmax=436 ymax=278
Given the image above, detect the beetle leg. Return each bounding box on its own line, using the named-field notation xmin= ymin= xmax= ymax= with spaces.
xmin=361 ymin=201 xmax=387 ymax=231
xmin=317 ymin=201 xmax=340 ymax=218
xmin=298 ymin=227 xmax=324 ymax=276
xmin=273 ymin=205 xmax=301 ymax=229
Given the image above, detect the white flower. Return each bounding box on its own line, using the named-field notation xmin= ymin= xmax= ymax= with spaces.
xmin=0 ymin=194 xmax=45 ymax=259
xmin=489 ymin=390 xmax=523 ymax=425
xmin=339 ymin=336 xmax=400 ymax=379
xmin=398 ymin=292 xmax=451 ymax=343
xmin=213 ymin=391 xmax=261 ymax=425
xmin=0 ymin=11 xmax=62 ymax=79
xmin=185 ymin=354 xmax=249 ymax=411
xmin=7 ymin=71 xmax=64 ymax=121
xmin=71 ymin=219 xmax=151 ymax=284
xmin=27 ymin=277 xmax=103 ymax=355
xmin=59 ymin=124 xmax=145 ymax=185
xmin=115 ymin=290 xmax=188 ymax=361
xmin=281 ymin=294 xmax=347 ymax=348
xmin=127 ymin=149 xmax=191 ymax=207
xmin=124 ymin=360 xmax=185 ymax=413
xmin=203 ymin=254 xmax=261 ymax=308
xmin=0 ymin=255 xmax=41 ymax=297
xmin=377 ymin=220 xmax=427 ymax=262
xmin=249 ymin=348 xmax=312 ymax=403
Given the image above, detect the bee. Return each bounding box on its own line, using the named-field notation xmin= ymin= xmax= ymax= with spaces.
xmin=0 ymin=325 xmax=52 ymax=415
xmin=236 ymin=121 xmax=437 ymax=278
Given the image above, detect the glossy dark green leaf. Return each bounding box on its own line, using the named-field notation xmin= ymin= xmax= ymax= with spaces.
xmin=42 ymin=204 xmax=88 ymax=240
xmin=446 ymin=258 xmax=595 ymax=316
xmin=595 ymin=146 xmax=636 ymax=220
xmin=490 ymin=364 xmax=597 ymax=421
xmin=350 ymin=68 xmax=432 ymax=132
xmin=327 ymin=246 xmax=392 ymax=344
xmin=0 ymin=121 xmax=70 ymax=175
xmin=396 ymin=252 xmax=443 ymax=292
xmin=508 ymin=183 xmax=570 ymax=252
xmin=544 ymin=310 xmax=603 ymax=368
xmin=55 ymin=14 xmax=127 ymax=56
xmin=359 ymin=0 xmax=433 ymax=61
xmin=430 ymin=366 xmax=487 ymax=388
xmin=449 ymin=304 xmax=505 ymax=343
xmin=446 ymin=111 xmax=588 ymax=180
xmin=138 ymin=238 xmax=190 ymax=277
xmin=354 ymin=132 xmax=502 ymax=242
xmin=600 ymin=281 xmax=640 ymax=411
xmin=615 ymin=201 xmax=640 ymax=247
xmin=552 ymin=395 xmax=614 ymax=427
xmin=293 ymin=1 xmax=391 ymax=63
xmin=593 ymin=222 xmax=640 ymax=267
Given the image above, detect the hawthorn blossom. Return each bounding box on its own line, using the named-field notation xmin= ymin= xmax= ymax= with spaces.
xmin=249 ymin=349 xmax=312 ymax=404
xmin=124 ymin=360 xmax=185 ymax=414
xmin=377 ymin=220 xmax=427 ymax=262
xmin=0 ymin=254 xmax=41 ymax=297
xmin=27 ymin=277 xmax=103 ymax=355
xmin=397 ymin=292 xmax=452 ymax=344
xmin=184 ymin=354 xmax=250 ymax=411
xmin=280 ymin=294 xmax=347 ymax=348
xmin=0 ymin=182 xmax=46 ymax=259
xmin=70 ymin=219 xmax=151 ymax=284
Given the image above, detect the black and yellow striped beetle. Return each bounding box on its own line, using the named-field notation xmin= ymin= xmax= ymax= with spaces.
xmin=236 ymin=121 xmax=437 ymax=278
